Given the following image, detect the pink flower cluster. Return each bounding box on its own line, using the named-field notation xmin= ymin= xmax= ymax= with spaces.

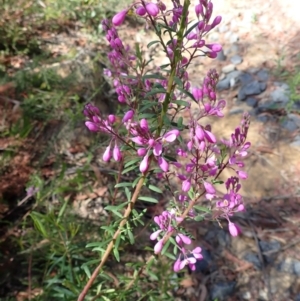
xmin=84 ymin=0 xmax=251 ymax=272
xmin=150 ymin=210 xmax=203 ymax=271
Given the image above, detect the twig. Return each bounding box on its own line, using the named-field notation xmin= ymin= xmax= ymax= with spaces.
xmin=77 ymin=176 xmax=146 ymax=301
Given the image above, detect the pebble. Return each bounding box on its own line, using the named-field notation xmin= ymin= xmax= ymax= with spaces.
xmin=246 ymin=97 xmax=258 ymax=107
xmin=222 ymin=64 xmax=236 ymax=74
xmin=216 ymin=78 xmax=230 ymax=90
xmin=257 ymin=69 xmax=269 ymax=81
xmin=277 ymin=258 xmax=300 ymax=275
xmin=229 ymin=33 xmax=239 ymax=43
xmin=243 ymin=252 xmax=262 ymax=269
xmin=291 ymin=135 xmax=300 ymax=147
xmin=217 ymin=49 xmax=227 ymax=61
xmin=270 ymin=88 xmax=290 ymax=104
xmin=210 ymin=282 xmax=236 ymax=300
xmin=239 ymin=72 xmax=253 ymax=85
xmin=287 ymin=113 xmax=300 ymax=128
xmin=230 ymin=54 xmax=243 ymax=65
xmin=282 ymin=119 xmax=298 ymax=132
xmin=238 ymin=80 xmax=265 ymax=101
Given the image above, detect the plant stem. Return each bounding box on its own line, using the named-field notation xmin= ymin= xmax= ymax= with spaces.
xmin=77 ymin=176 xmax=146 ymax=301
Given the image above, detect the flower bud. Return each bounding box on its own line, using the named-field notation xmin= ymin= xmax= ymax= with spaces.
xmin=122 ymin=110 xmax=134 ymax=122
xmin=112 ymin=10 xmax=128 ymax=26
xmin=154 ymin=239 xmax=164 ymax=254
xmin=140 ymin=155 xmax=149 ymax=173
xmin=158 ymin=156 xmax=169 ymax=172
xmin=113 ymin=143 xmax=122 ymax=161
xmin=195 ymin=4 xmax=203 ymax=17
xmin=146 ymin=3 xmax=159 ymax=17
xmin=137 ymin=148 xmax=147 ymax=156
xmin=182 ymin=179 xmax=191 ymax=192
xmin=211 ymin=16 xmax=222 ymax=28
xmin=103 ymin=146 xmax=112 ymax=162
xmin=228 ymin=222 xmax=240 ymax=237
xmin=85 ymin=121 xmax=98 ymax=132
xmin=136 ymin=6 xmax=146 ymax=16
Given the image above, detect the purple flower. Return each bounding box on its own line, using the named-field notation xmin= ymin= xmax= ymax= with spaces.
xmin=146 ymin=3 xmax=159 ymax=17
xmin=103 ymin=146 xmax=112 ymax=162
xmin=140 ymin=154 xmax=150 ymax=173
xmin=113 ymin=143 xmax=122 ymax=161
xmin=122 ymin=110 xmax=134 ymax=122
xmin=228 ymin=222 xmax=241 ymax=237
xmin=112 ymin=10 xmax=128 ymax=26
xmin=136 ymin=6 xmax=146 ymax=16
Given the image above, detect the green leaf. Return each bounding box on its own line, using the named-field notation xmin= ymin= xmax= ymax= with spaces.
xmin=160 ymin=63 xmax=170 ymax=70
xmin=113 ymin=247 xmax=120 ymax=262
xmin=173 ymin=76 xmax=183 ymax=88
xmin=147 ymin=40 xmax=160 ymax=48
xmin=81 ymin=264 xmax=91 ymax=278
xmin=138 ymin=196 xmax=158 ymax=203
xmin=138 ymin=113 xmax=157 ymax=119
xmin=193 ymin=205 xmax=210 ymax=213
xmin=145 ymin=88 xmax=166 ymax=97
xmin=132 ymin=176 xmax=142 ymax=188
xmin=177 ymin=87 xmax=196 ymax=102
xmin=143 ymin=74 xmax=165 ymax=80
xmin=184 ymin=21 xmax=199 ymax=38
xmin=124 ymin=158 xmax=140 ymax=168
xmin=161 ymin=239 xmax=171 ymax=255
xmin=194 ymin=215 xmax=204 ymax=222
xmin=173 ymin=99 xmax=190 ymax=107
xmin=135 ymin=43 xmax=142 ymax=63
xmin=148 ymin=184 xmax=162 ymax=193
xmin=115 ymin=182 xmax=133 ymax=188
xmin=127 ymin=229 xmax=135 ymax=244
xmin=177 ymin=117 xmax=183 ymax=128
xmin=125 ymin=187 xmax=131 ymax=202
xmin=30 ymin=212 xmax=47 ymax=237
xmin=122 ymin=164 xmax=138 ymax=174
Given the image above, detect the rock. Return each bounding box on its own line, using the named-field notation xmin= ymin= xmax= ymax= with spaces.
xmin=292 ymin=100 xmax=300 ymax=111
xmin=227 ymin=70 xmax=242 ymax=80
xmin=259 ymin=240 xmax=280 ymax=263
xmin=270 ymin=88 xmax=290 ymax=104
xmin=217 ymin=49 xmax=227 ymax=61
xmin=274 ymin=82 xmax=290 ymax=91
xmin=222 ymin=64 xmax=236 ymax=74
xmin=294 ymin=261 xmax=300 ymax=276
xmin=238 ymin=80 xmax=265 ymax=101
xmin=238 ymin=72 xmax=253 ymax=85
xmin=259 ymin=82 xmax=267 ymax=92
xmin=227 ymin=43 xmax=239 ymax=55
xmin=229 ymin=33 xmax=239 ymax=43
xmin=257 ymin=69 xmax=269 ymax=81
xmin=278 ymin=258 xmax=295 ymax=274
xmin=282 ymin=119 xmax=298 ymax=132
xmin=210 ymin=282 xmax=236 ymax=300
xmin=291 ymin=135 xmax=300 ymax=147
xmin=216 ymin=78 xmax=230 ymax=90
xmin=246 ymin=97 xmax=258 ymax=107
xmin=230 ymin=54 xmax=243 ymax=65
xmin=287 ymin=113 xmax=300 ymax=128
xmin=257 ymin=114 xmax=270 ymax=123
xmin=243 ymin=252 xmax=262 ymax=269
xmin=258 ymin=288 xmax=269 ymax=301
